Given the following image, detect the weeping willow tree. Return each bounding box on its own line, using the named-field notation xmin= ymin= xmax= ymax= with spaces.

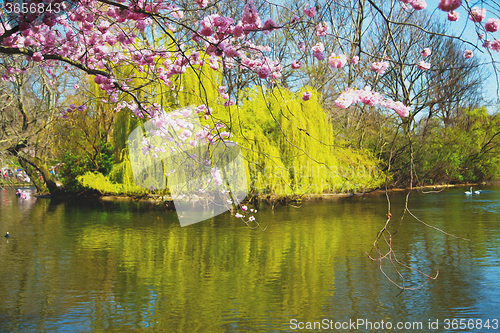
xmin=78 ymin=48 xmax=384 ymax=197
xmin=176 ymin=63 xmax=385 ymax=197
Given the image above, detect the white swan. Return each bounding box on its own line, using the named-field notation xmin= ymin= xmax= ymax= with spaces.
xmin=474 ymin=189 xmax=481 ymax=194
xmin=465 ymin=187 xmax=473 ymax=195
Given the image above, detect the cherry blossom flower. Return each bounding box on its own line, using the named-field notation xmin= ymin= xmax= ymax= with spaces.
xmin=438 ymin=0 xmax=462 ymax=12
xmin=291 ymin=60 xmax=302 ymax=69
xmin=32 ymin=52 xmax=44 ymax=62
xmin=211 ymin=167 xmax=223 ymax=186
xmin=448 ymin=11 xmax=460 ymax=21
xmin=170 ymin=8 xmax=184 ymax=20
xmin=335 ymin=87 xmax=410 ymax=117
xmin=197 ymin=0 xmax=210 ymax=8
xmin=311 ymin=42 xmax=325 ymax=60
xmin=420 ymin=48 xmax=432 ymax=57
xmin=328 ymin=53 xmax=347 ymax=68
xmin=262 ymin=18 xmax=278 ymax=34
xmin=335 ymin=89 xmax=355 ymax=109
xmin=488 ymin=40 xmax=500 ymax=52
xmin=485 ymin=18 xmax=500 ymax=32
xmin=316 ymin=22 xmax=329 ymax=37
xmin=411 ymin=0 xmax=427 ymax=10
xmin=469 ymin=7 xmax=486 ymax=23
xmin=242 ymin=0 xmax=261 ymax=30
xmin=304 ymin=4 xmax=316 ymax=17
xmin=218 ymin=86 xmax=229 ymax=99
xmin=386 ymin=100 xmax=411 ymax=117
xmin=463 ymin=50 xmax=474 ymax=59
xmin=351 ymin=56 xmax=359 ymax=65
xmin=302 ymin=91 xmax=312 ymax=101
xmin=371 ymin=61 xmax=390 ymax=75
xmin=417 ymin=61 xmax=431 ymax=70
xmin=256 ymin=65 xmax=271 ymax=79
xmin=358 ymin=87 xmax=383 ymax=106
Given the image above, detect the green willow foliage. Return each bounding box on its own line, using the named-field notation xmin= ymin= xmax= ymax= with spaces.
xmin=177 ymin=64 xmax=385 ymax=196
xmin=77 ymin=57 xmax=385 ymax=196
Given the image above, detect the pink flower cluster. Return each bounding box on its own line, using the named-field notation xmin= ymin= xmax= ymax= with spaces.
xmin=417 ymin=61 xmax=431 ymax=70
xmin=241 ymin=56 xmax=282 ymax=80
xmin=420 ymin=48 xmax=432 ymax=57
xmin=448 ymin=11 xmax=460 ymax=21
xmin=484 ymin=39 xmax=500 ymax=52
xmin=328 ymin=53 xmax=347 ymax=68
xmin=485 ymin=18 xmax=500 ymax=32
xmin=303 ymin=4 xmax=316 ymax=18
xmin=146 ymin=107 xmax=228 ymax=145
xmin=0 ymin=0 xmax=300 ymax=118
xmin=400 ymin=0 xmax=427 ymax=10
xmin=198 ymin=14 xmax=235 ymax=37
xmin=469 ymin=7 xmax=486 ymax=23
xmin=463 ymin=50 xmax=473 ymax=59
xmin=242 ymin=0 xmax=261 ymax=31
xmin=438 ymin=0 xmax=462 ymax=12
xmin=195 ymin=105 xmax=212 ymax=120
xmin=335 ymin=87 xmax=411 ymax=118
xmin=218 ymin=86 xmax=235 ymax=106
xmin=316 ymin=22 xmax=329 ymax=37
xmin=371 ymin=61 xmax=390 ymax=75
xmin=197 ymin=0 xmax=210 ymax=8
xmin=61 ymin=104 xmax=87 ymax=119
xmin=143 ymin=108 xmax=233 ymax=153
xmin=312 ymin=42 xmax=325 ymax=60
xmin=211 ymin=167 xmax=223 ymax=186
xmin=262 ymin=18 xmax=278 ymax=35
xmin=234 ymin=205 xmax=257 ymax=223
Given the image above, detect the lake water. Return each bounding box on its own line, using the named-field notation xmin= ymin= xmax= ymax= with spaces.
xmin=1 ymin=186 xmax=499 ymax=332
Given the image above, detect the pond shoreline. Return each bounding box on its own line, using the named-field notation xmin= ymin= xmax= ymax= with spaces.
xmin=6 ymin=180 xmax=493 ymax=207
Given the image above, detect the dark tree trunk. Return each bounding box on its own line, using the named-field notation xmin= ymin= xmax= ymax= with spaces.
xmin=18 ymin=158 xmax=47 ymax=192
xmin=7 ymin=143 xmax=62 ymax=197
xmin=17 ymin=151 xmax=61 ymax=196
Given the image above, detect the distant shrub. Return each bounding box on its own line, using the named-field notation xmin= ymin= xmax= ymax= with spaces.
xmin=77 ymin=171 xmax=146 ymax=195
